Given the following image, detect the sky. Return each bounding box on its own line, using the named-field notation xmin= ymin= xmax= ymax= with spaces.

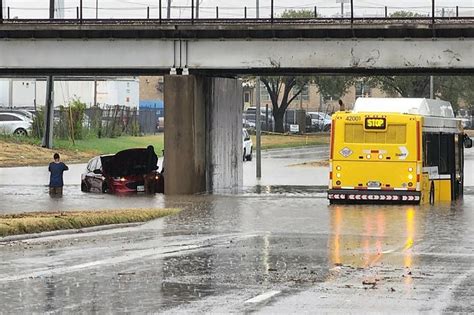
xmin=2 ymin=0 xmax=473 ymax=19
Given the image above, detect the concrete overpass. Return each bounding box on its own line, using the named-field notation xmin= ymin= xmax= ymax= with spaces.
xmin=0 ymin=19 xmax=473 ymax=75
xmin=1 ymin=19 xmax=473 ymax=195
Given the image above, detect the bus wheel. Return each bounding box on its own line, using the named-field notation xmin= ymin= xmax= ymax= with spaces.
xmin=429 ymin=181 xmax=435 ymax=205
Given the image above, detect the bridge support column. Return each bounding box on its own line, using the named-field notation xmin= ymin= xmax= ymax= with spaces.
xmin=42 ymin=76 xmax=54 ymax=149
xmin=164 ymin=75 xmax=243 ymax=195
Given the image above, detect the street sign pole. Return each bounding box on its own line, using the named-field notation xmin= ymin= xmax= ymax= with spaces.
xmin=336 ymin=0 xmax=350 ymax=18
xmin=256 ymin=77 xmax=261 ymax=179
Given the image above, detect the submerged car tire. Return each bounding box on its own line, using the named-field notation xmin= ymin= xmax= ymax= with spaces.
xmin=246 ymin=148 xmax=253 ymax=161
xmin=81 ymin=181 xmax=88 ymax=192
xmin=243 ymin=149 xmax=246 ymax=162
xmin=14 ymin=128 xmax=28 ymax=136
xmin=102 ymin=183 xmax=108 ymax=193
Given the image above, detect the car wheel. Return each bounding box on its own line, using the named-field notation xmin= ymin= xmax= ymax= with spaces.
xmin=246 ymin=148 xmax=253 ymax=161
xmin=243 ymin=149 xmax=246 ymax=162
xmin=81 ymin=181 xmax=88 ymax=192
xmin=14 ymin=128 xmax=27 ymax=136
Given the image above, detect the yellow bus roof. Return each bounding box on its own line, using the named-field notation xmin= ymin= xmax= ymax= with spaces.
xmin=352 ymin=98 xmax=454 ymax=118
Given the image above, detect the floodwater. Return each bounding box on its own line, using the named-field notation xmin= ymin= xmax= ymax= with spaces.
xmin=0 ymin=145 xmax=473 ymax=313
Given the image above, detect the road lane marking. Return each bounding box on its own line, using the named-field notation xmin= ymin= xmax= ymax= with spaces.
xmin=0 ymin=233 xmax=259 ymax=283
xmin=244 ymin=290 xmax=281 ymax=305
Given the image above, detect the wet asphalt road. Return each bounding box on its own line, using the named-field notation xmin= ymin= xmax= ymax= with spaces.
xmin=0 ymin=145 xmax=473 ymax=313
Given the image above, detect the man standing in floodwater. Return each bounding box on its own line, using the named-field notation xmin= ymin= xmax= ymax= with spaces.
xmin=144 ymin=145 xmax=158 ymax=194
xmin=48 ymin=153 xmax=69 ymax=197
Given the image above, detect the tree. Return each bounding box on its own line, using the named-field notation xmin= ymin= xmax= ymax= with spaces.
xmin=366 ymin=76 xmax=431 ymax=98
xmin=313 ymin=76 xmax=355 ymax=104
xmin=390 ymin=11 xmax=423 ymax=18
xmin=366 ymin=76 xmax=474 ymax=111
xmin=258 ymin=9 xmax=316 ymax=133
xmin=260 ymin=76 xmax=308 ymax=133
xmin=280 ymin=9 xmax=315 ymax=18
xmin=433 ymin=76 xmax=474 ymax=111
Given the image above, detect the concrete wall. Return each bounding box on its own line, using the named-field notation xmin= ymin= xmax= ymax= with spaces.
xmin=164 ymin=75 xmax=242 ymax=195
xmin=164 ymin=75 xmax=206 ymax=195
xmin=206 ymin=77 xmax=243 ymax=192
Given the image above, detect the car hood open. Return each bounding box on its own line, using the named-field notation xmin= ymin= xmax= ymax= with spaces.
xmin=101 ymin=148 xmax=152 ymax=177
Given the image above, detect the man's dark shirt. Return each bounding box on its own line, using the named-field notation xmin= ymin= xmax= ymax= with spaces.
xmin=49 ymin=162 xmax=69 ymax=187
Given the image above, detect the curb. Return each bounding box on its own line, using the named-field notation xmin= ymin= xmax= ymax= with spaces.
xmin=0 ymin=222 xmax=143 ymax=243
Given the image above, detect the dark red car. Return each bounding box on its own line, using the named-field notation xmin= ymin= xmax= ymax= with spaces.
xmin=81 ymin=148 xmax=163 ymax=194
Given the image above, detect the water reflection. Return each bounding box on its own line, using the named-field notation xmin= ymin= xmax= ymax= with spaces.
xmin=329 ymin=205 xmax=419 ymax=269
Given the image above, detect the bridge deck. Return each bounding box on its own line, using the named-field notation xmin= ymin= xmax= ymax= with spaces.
xmin=0 ymin=18 xmax=473 ymax=39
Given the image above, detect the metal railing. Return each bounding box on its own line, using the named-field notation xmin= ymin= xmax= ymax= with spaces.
xmin=0 ymin=1 xmax=473 ymax=24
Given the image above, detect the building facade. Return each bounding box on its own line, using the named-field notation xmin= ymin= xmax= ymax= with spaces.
xmin=0 ymin=78 xmax=139 ymax=109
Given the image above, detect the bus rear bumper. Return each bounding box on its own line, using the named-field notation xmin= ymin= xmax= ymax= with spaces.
xmin=327 ymin=189 xmax=421 ymax=204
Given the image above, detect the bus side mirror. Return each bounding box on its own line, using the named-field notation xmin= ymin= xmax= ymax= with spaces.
xmin=464 ymin=137 xmax=473 ymax=149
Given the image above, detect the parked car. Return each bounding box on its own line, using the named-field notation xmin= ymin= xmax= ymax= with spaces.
xmin=456 ymin=108 xmax=472 ymax=129
xmin=0 ymin=112 xmax=32 ymax=136
xmin=0 ymin=109 xmax=35 ymax=120
xmin=307 ymin=111 xmax=332 ymax=132
xmin=81 ymin=148 xmax=163 ymax=194
xmin=243 ymin=128 xmax=253 ymax=161
xmin=243 ymin=118 xmax=255 ymax=129
xmin=243 ymin=112 xmax=274 ymax=131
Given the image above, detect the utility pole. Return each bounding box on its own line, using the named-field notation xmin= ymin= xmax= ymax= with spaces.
xmin=96 ymin=0 xmax=98 ymax=18
xmin=8 ymin=78 xmax=13 ymax=108
xmin=430 ymin=76 xmax=434 ymax=99
xmin=49 ymin=0 xmax=55 ymax=19
xmin=256 ymin=0 xmax=259 ymax=18
xmin=336 ymin=0 xmax=349 ymax=18
xmin=196 ymin=0 xmax=199 ymax=18
xmin=94 ymin=79 xmax=98 ymax=106
xmin=42 ymin=76 xmax=54 ymax=149
xmin=167 ymin=0 xmax=171 ymax=18
xmin=256 ymin=77 xmax=261 ymax=179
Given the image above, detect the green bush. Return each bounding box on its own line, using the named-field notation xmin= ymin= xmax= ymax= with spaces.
xmin=56 ymin=98 xmax=87 ymax=140
xmin=31 ymin=107 xmax=45 ymax=138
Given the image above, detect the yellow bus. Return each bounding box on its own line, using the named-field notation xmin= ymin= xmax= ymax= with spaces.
xmin=328 ymin=98 xmax=472 ymax=204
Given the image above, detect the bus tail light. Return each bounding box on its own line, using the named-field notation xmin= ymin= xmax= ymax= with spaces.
xmin=328 ymin=192 xmax=420 ymax=203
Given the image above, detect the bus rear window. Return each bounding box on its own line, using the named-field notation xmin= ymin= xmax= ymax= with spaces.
xmin=344 ymin=124 xmax=406 ymax=144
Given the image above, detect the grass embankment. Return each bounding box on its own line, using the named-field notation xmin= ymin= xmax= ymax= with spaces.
xmin=0 ymin=134 xmax=164 ymax=167
xmin=251 ymin=132 xmax=329 ymax=150
xmin=0 ymin=208 xmax=180 ymax=238
xmin=0 ymin=138 xmax=94 ymax=167
xmin=54 ymin=134 xmax=164 ymax=155
xmin=0 ymin=132 xmax=328 ymax=167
